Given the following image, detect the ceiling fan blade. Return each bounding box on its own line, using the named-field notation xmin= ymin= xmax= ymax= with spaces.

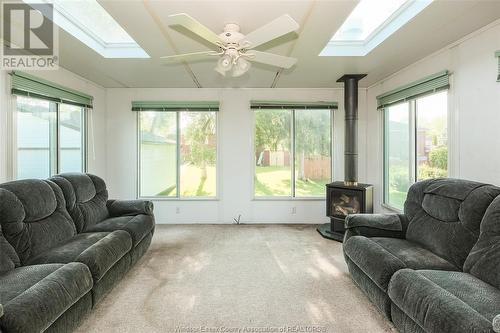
xmin=167 ymin=13 xmax=221 ymax=46
xmin=161 ymin=51 xmax=219 ymax=63
xmin=244 ymin=14 xmax=299 ymax=49
xmin=246 ymin=51 xmax=297 ymax=69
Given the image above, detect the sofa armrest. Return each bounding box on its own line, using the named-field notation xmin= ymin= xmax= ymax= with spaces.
xmin=344 ymin=214 xmax=408 ymax=243
xmin=107 ymin=199 xmax=154 ymax=217
xmin=494 ymin=315 xmax=500 ymax=333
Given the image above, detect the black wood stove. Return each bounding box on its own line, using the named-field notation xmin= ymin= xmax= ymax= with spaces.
xmin=318 ymin=74 xmax=373 ymax=242
xmin=319 ymin=182 xmax=373 ymax=241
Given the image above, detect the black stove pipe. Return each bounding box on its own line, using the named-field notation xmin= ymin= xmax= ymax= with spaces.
xmin=337 ymin=74 xmax=367 ymax=186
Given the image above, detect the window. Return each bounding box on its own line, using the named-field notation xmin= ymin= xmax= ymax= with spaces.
xmin=59 ymin=103 xmax=85 ymax=173
xmin=11 ymin=71 xmax=90 ymax=180
xmin=384 ymin=90 xmax=448 ymax=210
xmin=16 ymin=95 xmax=86 ymax=179
xmin=320 ymin=0 xmax=432 ymax=56
xmin=331 ymin=0 xmax=407 ymax=42
xmin=138 ymin=110 xmax=217 ymax=198
xmin=253 ymin=103 xmax=334 ymax=198
xmin=24 ymin=0 xmax=149 ymax=58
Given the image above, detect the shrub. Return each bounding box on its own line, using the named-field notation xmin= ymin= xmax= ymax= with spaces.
xmin=429 ymin=146 xmax=448 ymax=170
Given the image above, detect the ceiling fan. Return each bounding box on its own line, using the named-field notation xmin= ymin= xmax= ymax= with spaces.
xmin=161 ymin=13 xmax=300 ymax=77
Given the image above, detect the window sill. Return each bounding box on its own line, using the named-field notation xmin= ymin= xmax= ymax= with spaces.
xmin=252 ymin=197 xmax=326 ymax=201
xmin=138 ymin=197 xmax=219 ymax=202
xmin=381 ymin=203 xmax=403 ymax=213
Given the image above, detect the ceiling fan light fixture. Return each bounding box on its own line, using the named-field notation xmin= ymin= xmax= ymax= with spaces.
xmin=232 ymin=57 xmax=251 ymax=77
xmin=215 ymin=54 xmax=233 ymax=75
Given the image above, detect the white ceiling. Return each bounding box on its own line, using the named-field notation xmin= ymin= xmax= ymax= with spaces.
xmin=53 ymin=0 xmax=500 ymax=88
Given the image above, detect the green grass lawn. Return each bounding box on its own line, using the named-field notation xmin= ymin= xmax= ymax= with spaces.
xmin=255 ymin=166 xmax=328 ymax=197
xmin=387 ymin=189 xmax=407 ymax=210
xmin=157 ymin=165 xmax=216 ymax=197
xmin=157 ymin=165 xmax=328 ymax=198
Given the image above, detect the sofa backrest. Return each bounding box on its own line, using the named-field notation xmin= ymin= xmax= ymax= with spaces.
xmin=464 ymin=195 xmax=500 ymax=288
xmin=404 ymin=178 xmax=500 ymax=269
xmin=0 ymin=180 xmax=76 ymax=264
xmin=0 ymin=212 xmax=20 ymax=274
xmin=49 ymin=173 xmax=108 ymax=233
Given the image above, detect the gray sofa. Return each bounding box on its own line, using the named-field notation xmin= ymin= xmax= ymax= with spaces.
xmin=343 ymin=178 xmax=500 ymax=333
xmin=0 ymin=173 xmax=155 ymax=333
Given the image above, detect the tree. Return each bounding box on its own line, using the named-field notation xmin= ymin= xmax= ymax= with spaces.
xmin=254 ymin=110 xmax=290 ymax=153
xmin=183 ymin=113 xmax=216 ymax=180
xmin=294 ymin=110 xmax=330 ymax=180
xmin=141 ymin=112 xmax=176 ymax=142
xmin=254 ymin=109 xmax=330 ymax=181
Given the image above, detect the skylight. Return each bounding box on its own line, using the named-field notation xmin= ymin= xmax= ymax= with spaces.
xmin=320 ymin=0 xmax=433 ymax=57
xmin=53 ymin=0 xmax=135 ymax=44
xmin=32 ymin=0 xmax=149 ymax=58
xmin=332 ymin=0 xmax=406 ymax=41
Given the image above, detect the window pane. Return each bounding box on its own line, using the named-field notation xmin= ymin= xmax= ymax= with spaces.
xmin=140 ymin=112 xmax=177 ymax=197
xmin=16 ymin=96 xmax=56 ymax=179
xmin=179 ymin=112 xmax=217 ymax=197
xmin=294 ymin=109 xmax=331 ymax=197
xmin=416 ymin=91 xmax=448 ymax=181
xmin=254 ymin=110 xmax=291 ymax=196
xmin=59 ymin=103 xmax=84 ymax=173
xmin=385 ymin=102 xmax=410 ymax=210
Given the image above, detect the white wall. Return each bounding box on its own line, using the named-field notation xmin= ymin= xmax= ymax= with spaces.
xmin=365 ymin=21 xmax=500 ymax=212
xmin=0 ymin=67 xmax=108 ymax=182
xmin=106 ymin=88 xmax=368 ymax=224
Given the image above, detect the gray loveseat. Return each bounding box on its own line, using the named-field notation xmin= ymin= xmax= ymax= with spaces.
xmin=343 ymin=178 xmax=500 ymax=332
xmin=0 ymin=173 xmax=155 ymax=333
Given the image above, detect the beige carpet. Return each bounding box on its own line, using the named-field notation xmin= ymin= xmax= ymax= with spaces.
xmin=75 ymin=224 xmax=395 ymax=333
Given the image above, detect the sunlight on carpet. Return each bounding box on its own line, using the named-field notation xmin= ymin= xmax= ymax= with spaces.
xmin=75 ymin=225 xmax=395 ymax=333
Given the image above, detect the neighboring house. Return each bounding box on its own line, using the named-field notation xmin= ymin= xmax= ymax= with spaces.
xmin=17 ymin=111 xmax=82 ymax=179
xmin=388 ymin=120 xmax=410 ymax=163
xmin=140 ymin=132 xmax=177 ymax=196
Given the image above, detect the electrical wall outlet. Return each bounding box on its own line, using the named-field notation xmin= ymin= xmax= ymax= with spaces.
xmin=176 ymin=207 xmax=180 ymax=214
xmin=291 ymin=207 xmax=296 ymax=215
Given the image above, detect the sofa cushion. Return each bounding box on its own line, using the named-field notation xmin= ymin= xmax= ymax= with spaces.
xmin=344 ymin=236 xmax=457 ymax=291
xmin=0 ymin=263 xmax=92 ymax=333
xmin=50 ymin=173 xmax=109 ymax=233
xmin=85 ymin=215 xmax=154 ymax=247
xmin=388 ymin=269 xmax=500 ymax=333
xmin=464 ymin=195 xmax=500 ymax=289
xmin=27 ymin=231 xmax=132 ymax=280
xmin=404 ymin=178 xmax=500 ymax=268
xmin=0 ymin=180 xmax=77 ymax=264
xmin=0 ymin=224 xmax=20 ymax=274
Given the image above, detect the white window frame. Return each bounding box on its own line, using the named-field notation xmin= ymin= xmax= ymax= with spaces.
xmin=11 ymin=95 xmax=88 ymax=179
xmin=382 ymin=91 xmax=449 ymax=211
xmin=252 ymin=108 xmax=335 ymax=201
xmin=136 ymin=111 xmax=219 ymax=201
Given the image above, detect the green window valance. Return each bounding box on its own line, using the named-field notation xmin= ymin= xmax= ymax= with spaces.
xmin=496 ymin=51 xmax=500 ymax=82
xmin=132 ymin=101 xmax=219 ymax=111
xmin=376 ymin=70 xmax=450 ymax=109
xmin=11 ymin=71 xmax=93 ymax=108
xmin=250 ymin=101 xmax=338 ymax=110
